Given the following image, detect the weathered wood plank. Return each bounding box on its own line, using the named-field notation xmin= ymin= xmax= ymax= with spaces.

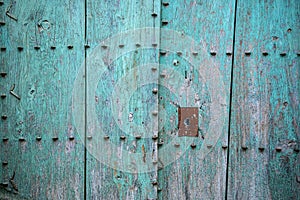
xmin=0 ymin=0 xmax=85 ymax=199
xmin=86 ymin=0 xmax=160 ymax=199
xmin=0 ymin=0 xmax=6 ymax=191
xmin=228 ymin=0 xmax=300 ymax=199
xmin=158 ymin=0 xmax=236 ymax=199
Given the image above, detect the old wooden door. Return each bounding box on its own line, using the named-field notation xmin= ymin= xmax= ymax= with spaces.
xmin=1 ymin=0 xmax=299 ymax=200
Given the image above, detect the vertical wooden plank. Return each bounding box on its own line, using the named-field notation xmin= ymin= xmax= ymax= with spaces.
xmin=228 ymin=0 xmax=300 ymax=199
xmin=0 ymin=0 xmax=5 ymax=190
xmin=85 ymin=0 xmax=160 ymax=199
xmin=0 ymin=0 xmax=85 ymax=199
xmin=158 ymin=0 xmax=236 ymax=199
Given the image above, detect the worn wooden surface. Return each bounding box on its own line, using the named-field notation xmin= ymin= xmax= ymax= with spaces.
xmin=85 ymin=0 xmax=160 ymax=199
xmin=0 ymin=0 xmax=299 ymax=199
xmin=158 ymin=0 xmax=235 ymax=199
xmin=228 ymin=0 xmax=300 ymax=199
xmin=0 ymin=0 xmax=85 ymax=199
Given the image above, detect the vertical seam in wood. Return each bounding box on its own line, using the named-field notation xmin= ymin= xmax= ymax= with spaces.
xmin=157 ymin=0 xmax=162 ymax=199
xmin=84 ymin=0 xmax=87 ymax=200
xmin=225 ymin=0 xmax=238 ymax=199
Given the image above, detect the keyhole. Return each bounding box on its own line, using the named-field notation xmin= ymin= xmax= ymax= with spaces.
xmin=184 ymin=118 xmax=190 ymax=126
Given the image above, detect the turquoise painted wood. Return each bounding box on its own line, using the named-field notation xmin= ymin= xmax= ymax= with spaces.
xmin=228 ymin=0 xmax=300 ymax=199
xmin=85 ymin=0 xmax=160 ymax=199
xmin=158 ymin=0 xmax=236 ymax=199
xmin=0 ymin=0 xmax=85 ymax=199
xmin=0 ymin=0 xmax=299 ymax=199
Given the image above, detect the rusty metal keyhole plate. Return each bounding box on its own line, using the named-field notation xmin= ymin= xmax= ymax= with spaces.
xmin=178 ymin=107 xmax=198 ymax=137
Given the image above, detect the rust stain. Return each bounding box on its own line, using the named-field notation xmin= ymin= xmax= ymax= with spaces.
xmin=142 ymin=145 xmax=146 ymax=163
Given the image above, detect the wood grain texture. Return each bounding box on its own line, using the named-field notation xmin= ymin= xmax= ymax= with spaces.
xmin=0 ymin=0 xmax=5 ymax=191
xmin=228 ymin=0 xmax=300 ymax=199
xmin=158 ymin=0 xmax=236 ymax=199
xmin=0 ymin=0 xmax=85 ymax=199
xmin=0 ymin=0 xmax=299 ymax=199
xmin=86 ymin=0 xmax=160 ymax=199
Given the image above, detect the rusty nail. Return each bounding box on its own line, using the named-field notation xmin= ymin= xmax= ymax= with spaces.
xmin=52 ymin=137 xmax=58 ymax=141
xmin=162 ymin=20 xmax=168 ymax=25
xmin=36 ymin=136 xmax=42 ymax=141
xmin=176 ymin=51 xmax=182 ymax=56
xmin=210 ymin=51 xmax=217 ymax=56
xmin=245 ymin=51 xmax=251 ymax=56
xmin=10 ymin=91 xmax=21 ymax=100
xmin=50 ymin=46 xmax=56 ymax=50
xmin=151 ymin=67 xmax=157 ymax=71
xmin=1 ymin=94 xmax=6 ymax=98
xmin=226 ymin=52 xmax=232 ymax=56
xmin=17 ymin=46 xmax=23 ymax=51
xmin=120 ymin=135 xmax=126 ymax=140
xmin=0 ymin=72 xmax=7 ymax=77
xmin=34 ymin=46 xmax=40 ymax=50
xmin=6 ymin=12 xmax=17 ymax=21
xmin=2 ymin=138 xmax=8 ymax=142
xmin=152 ymin=88 xmax=158 ymax=94
xmin=101 ymin=45 xmax=108 ymax=49
xmin=162 ymin=2 xmax=169 ymax=6
xmin=152 ymin=111 xmax=158 ymax=116
xmin=280 ymin=52 xmax=286 ymax=57
xmin=1 ymin=115 xmax=7 ymax=120
xmin=151 ymin=13 xmax=157 ymax=17
xmin=192 ymin=52 xmax=198 ymax=56
xmin=152 ymin=135 xmax=158 ymax=140
xmin=222 ymin=145 xmax=228 ymax=149
xmin=1 ymin=47 xmax=6 ymax=51
xmin=1 ymin=182 xmax=8 ymax=187
xmin=104 ymin=135 xmax=109 ymax=140
xmin=67 ymin=45 xmax=73 ymax=49
xmin=84 ymin=44 xmax=90 ymax=48
xmin=258 ymin=147 xmax=265 ymax=151
xmin=69 ymin=136 xmax=74 ymax=140
xmin=275 ymin=147 xmax=282 ymax=152
xmin=262 ymin=51 xmax=268 ymax=56
xmin=135 ymin=135 xmax=141 ymax=139
xmin=119 ymin=44 xmax=124 ymax=48
xmin=2 ymin=161 xmax=8 ymax=165
xmin=160 ymin=51 xmax=167 ymax=56
xmin=190 ymin=143 xmax=196 ymax=148
xmin=160 ymin=73 xmax=166 ymax=77
xmin=152 ymin=180 xmax=158 ymax=185
xmin=19 ymin=137 xmax=25 ymax=142
xmin=241 ymin=145 xmax=248 ymax=150
xmin=87 ymin=135 xmax=92 ymax=140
